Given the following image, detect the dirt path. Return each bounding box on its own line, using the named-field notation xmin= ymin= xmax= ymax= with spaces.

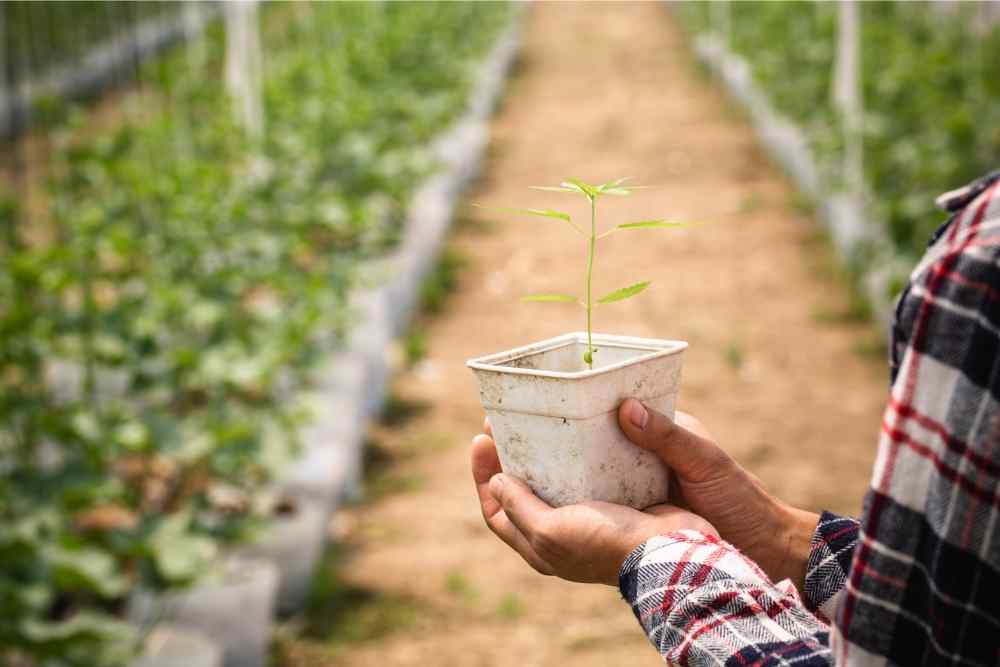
xmin=281 ymin=3 xmax=889 ymax=665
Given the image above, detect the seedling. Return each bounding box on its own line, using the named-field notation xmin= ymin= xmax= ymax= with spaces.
xmin=478 ymin=177 xmax=692 ymax=368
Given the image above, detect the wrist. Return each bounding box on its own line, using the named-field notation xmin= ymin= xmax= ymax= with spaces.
xmin=766 ymin=502 xmax=819 ymax=591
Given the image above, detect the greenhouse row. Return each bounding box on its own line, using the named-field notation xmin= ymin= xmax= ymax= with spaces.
xmin=2 ymin=2 xmax=999 ymax=666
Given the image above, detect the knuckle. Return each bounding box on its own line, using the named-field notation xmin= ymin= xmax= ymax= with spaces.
xmin=530 ymin=516 xmax=561 ymax=553
xmin=704 ymin=443 xmax=732 ymax=468
xmin=651 ymin=416 xmax=680 ymax=448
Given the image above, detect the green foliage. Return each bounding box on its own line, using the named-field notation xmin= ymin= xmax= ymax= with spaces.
xmin=676 ymin=1 xmax=1000 ymax=263
xmin=723 ymin=341 xmax=744 ymax=371
xmin=487 ymin=178 xmax=691 ymax=368
xmin=419 ymin=248 xmax=466 ymax=315
xmin=298 ymin=544 xmax=422 ymax=647
xmin=403 ymin=329 xmax=428 ymax=367
xmin=1 ymin=3 xmax=512 ymax=664
xmin=597 ymin=281 xmax=651 ymax=304
xmin=495 ymin=592 xmax=525 ymax=620
xmin=2 ymin=2 xmax=178 ymax=79
xmin=443 ymin=570 xmax=480 ymax=604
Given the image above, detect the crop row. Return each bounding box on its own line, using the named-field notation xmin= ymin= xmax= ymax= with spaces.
xmin=677 ymin=2 xmax=1000 ymax=279
xmin=0 ymin=3 xmax=512 ymax=665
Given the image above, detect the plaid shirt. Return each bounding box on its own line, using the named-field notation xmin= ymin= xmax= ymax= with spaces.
xmin=620 ymin=170 xmax=1000 ymax=666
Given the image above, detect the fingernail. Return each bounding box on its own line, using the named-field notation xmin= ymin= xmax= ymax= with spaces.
xmin=628 ymin=400 xmax=648 ymax=430
xmin=489 ymin=473 xmax=505 ymax=498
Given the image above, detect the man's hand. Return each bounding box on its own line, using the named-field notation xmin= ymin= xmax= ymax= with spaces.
xmin=617 ymin=399 xmax=818 ymax=590
xmin=471 ymin=422 xmax=717 ymax=586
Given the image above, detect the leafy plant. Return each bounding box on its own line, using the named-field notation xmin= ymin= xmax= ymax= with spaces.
xmin=481 ymin=178 xmax=690 ymax=368
xmin=1 ymin=2 xmax=513 ymax=664
xmin=676 ymin=1 xmax=1000 ymax=264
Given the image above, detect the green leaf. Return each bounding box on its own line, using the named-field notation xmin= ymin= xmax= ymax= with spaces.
xmin=473 ymin=204 xmax=570 ymax=222
xmin=597 ymin=219 xmax=695 ymax=239
xmin=528 ymin=185 xmax=577 ymax=193
xmin=556 ymin=181 xmax=586 ymax=196
xmin=521 ymin=293 xmax=579 ymax=303
xmin=597 ymin=281 xmax=651 ymax=304
xmin=22 ymin=611 xmax=134 ymax=644
xmin=47 ymin=546 xmax=127 ymax=597
xmin=149 ymin=513 xmax=218 ymax=583
xmin=154 ymin=534 xmax=217 ymax=583
xmin=597 ymin=177 xmax=631 ymax=192
xmin=562 ymin=178 xmax=599 ymax=199
xmin=472 ymin=204 xmax=584 ymax=235
xmin=606 ymin=185 xmax=656 ymax=196
xmin=616 ymin=219 xmax=693 ymax=230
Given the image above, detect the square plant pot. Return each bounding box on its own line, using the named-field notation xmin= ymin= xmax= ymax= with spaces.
xmin=467 ymin=332 xmax=686 ymax=508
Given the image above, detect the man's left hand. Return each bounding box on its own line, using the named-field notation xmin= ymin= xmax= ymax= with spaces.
xmin=471 ymin=423 xmax=718 ymax=586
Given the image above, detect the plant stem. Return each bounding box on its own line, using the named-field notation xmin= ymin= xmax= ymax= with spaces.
xmin=586 ymin=195 xmax=596 ymax=369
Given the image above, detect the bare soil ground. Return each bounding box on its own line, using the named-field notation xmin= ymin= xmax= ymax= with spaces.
xmin=279 ymin=3 xmax=888 ymax=665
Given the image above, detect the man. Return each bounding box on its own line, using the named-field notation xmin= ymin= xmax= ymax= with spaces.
xmin=471 ymin=171 xmax=1000 ymax=665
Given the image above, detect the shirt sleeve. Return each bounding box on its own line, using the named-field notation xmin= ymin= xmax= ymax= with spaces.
xmin=803 ymin=512 xmax=860 ymax=621
xmin=619 ymin=530 xmax=832 ymax=666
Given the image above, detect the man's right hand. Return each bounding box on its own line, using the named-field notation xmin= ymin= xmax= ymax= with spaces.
xmin=617 ymin=398 xmax=818 ymax=591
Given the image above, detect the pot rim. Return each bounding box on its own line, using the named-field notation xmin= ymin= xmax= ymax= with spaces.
xmin=466 ymin=332 xmax=687 ymax=380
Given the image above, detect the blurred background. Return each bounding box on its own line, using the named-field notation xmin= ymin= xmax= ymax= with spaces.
xmin=1 ymin=2 xmax=996 ymax=666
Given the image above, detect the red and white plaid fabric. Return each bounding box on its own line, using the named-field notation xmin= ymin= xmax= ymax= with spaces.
xmin=619 ymin=170 xmax=1000 ymax=666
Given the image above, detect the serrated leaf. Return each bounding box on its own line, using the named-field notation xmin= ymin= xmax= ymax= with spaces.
xmin=528 ymin=185 xmax=576 ymax=193
xmin=617 ymin=220 xmax=693 ymax=230
xmin=521 ymin=293 xmax=578 ymax=303
xmin=557 ymin=181 xmax=584 ymax=193
xmin=598 ymin=219 xmax=694 ymax=239
xmin=472 ymin=204 xmax=585 ymax=235
xmin=597 ymin=177 xmax=631 ymax=191
xmin=563 ymin=178 xmax=599 ymax=198
xmin=472 ymin=204 xmax=571 ymax=222
xmin=597 ymin=281 xmax=651 ymax=304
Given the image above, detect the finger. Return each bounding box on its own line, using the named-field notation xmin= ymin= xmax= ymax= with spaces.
xmin=643 ymin=503 xmax=719 ymax=537
xmin=489 ymin=473 xmax=554 ymax=543
xmin=471 ymin=434 xmax=502 ymax=518
xmin=471 ymin=438 xmax=553 ymax=574
xmin=483 ymin=416 xmax=493 ymax=437
xmin=666 ymin=468 xmax=689 ymax=509
xmin=484 ymin=507 xmax=554 ymax=575
xmin=618 ymin=399 xmax=731 ymax=482
xmin=674 ymin=411 xmax=713 ymax=440
xmin=643 ymin=503 xmax=690 ymax=518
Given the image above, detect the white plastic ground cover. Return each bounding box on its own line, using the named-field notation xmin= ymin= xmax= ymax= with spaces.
xmin=129 ymin=557 xmax=278 ymax=667
xmin=279 ymin=12 xmax=524 ymax=505
xmin=131 ymin=625 xmax=222 ymax=667
xmin=237 ymin=497 xmax=328 ymax=616
xmin=0 ymin=3 xmax=218 ymax=138
xmin=692 ymin=33 xmax=898 ymax=330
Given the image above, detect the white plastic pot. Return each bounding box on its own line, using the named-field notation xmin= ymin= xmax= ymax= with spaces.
xmin=467 ymin=332 xmax=687 ymax=508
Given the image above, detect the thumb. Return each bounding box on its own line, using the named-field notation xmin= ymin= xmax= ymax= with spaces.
xmin=618 ymin=399 xmax=731 ymax=483
xmin=489 ymin=473 xmax=553 ymax=539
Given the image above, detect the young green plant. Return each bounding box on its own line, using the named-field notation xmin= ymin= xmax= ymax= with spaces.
xmin=478 ymin=177 xmax=691 ymax=369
